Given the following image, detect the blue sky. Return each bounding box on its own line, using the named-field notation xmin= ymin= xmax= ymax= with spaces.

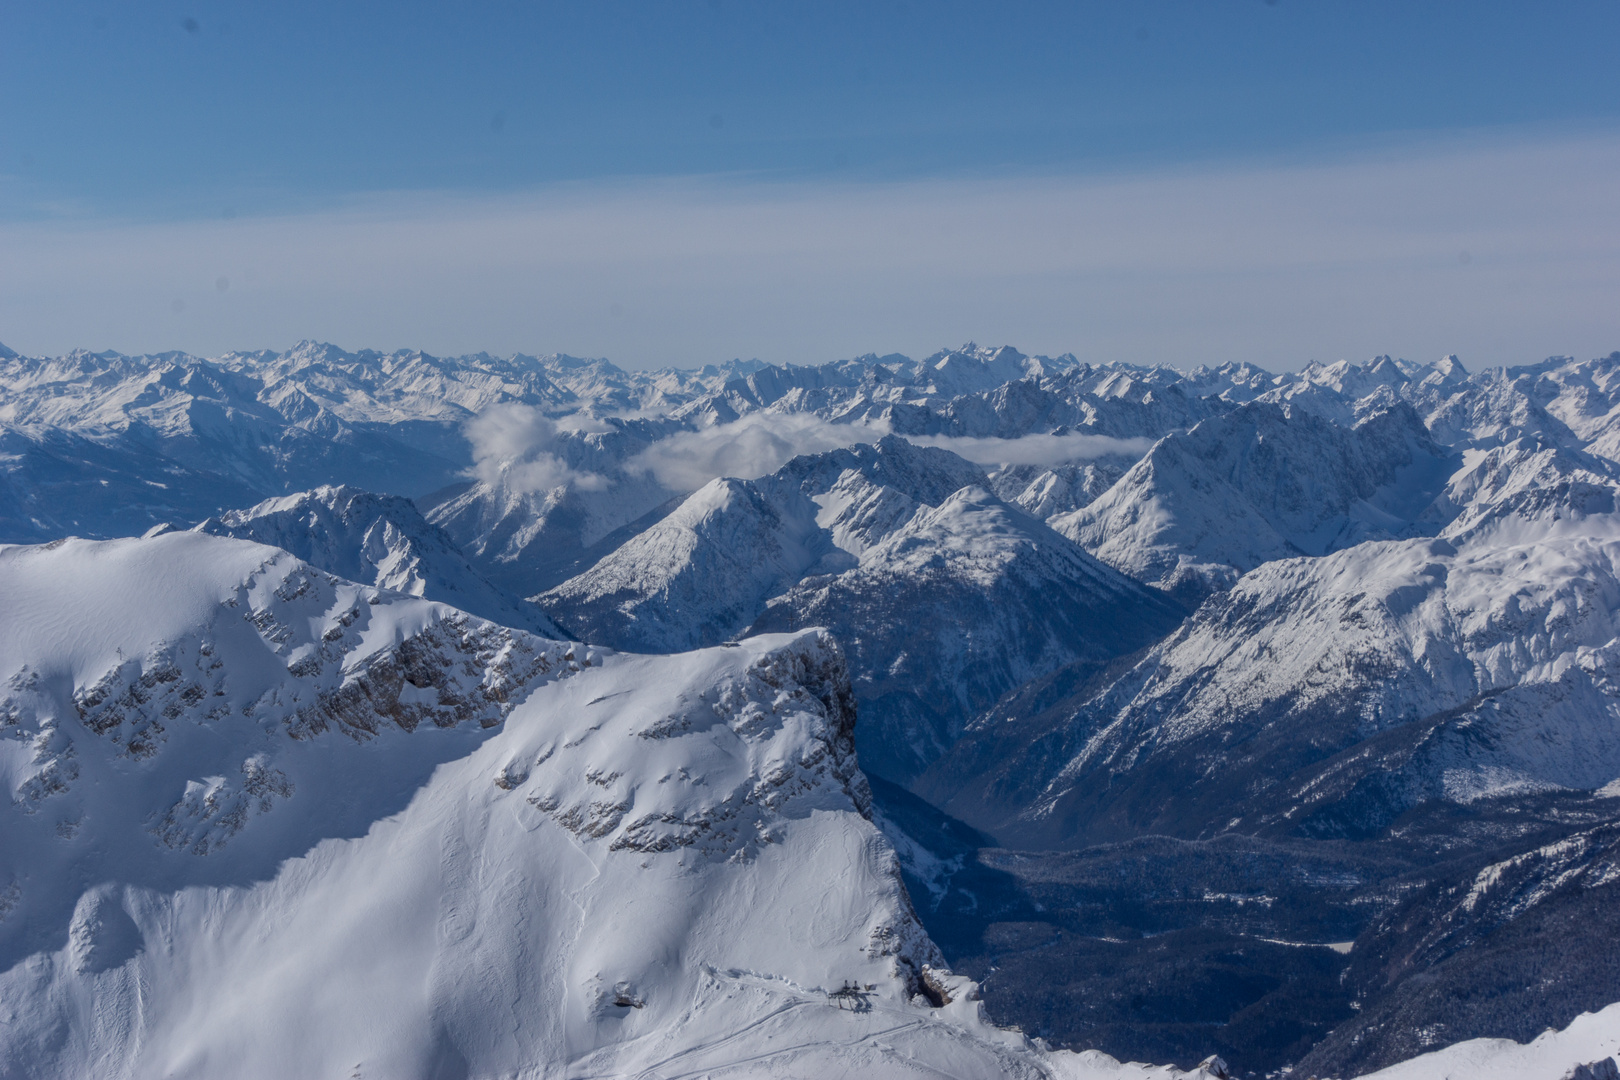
xmin=2 ymin=1 xmax=1618 ymax=368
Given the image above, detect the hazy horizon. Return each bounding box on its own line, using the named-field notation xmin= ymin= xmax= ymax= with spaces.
xmin=4 ymin=2 xmax=1618 ymax=370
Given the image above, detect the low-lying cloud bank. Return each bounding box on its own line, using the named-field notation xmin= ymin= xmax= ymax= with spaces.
xmin=468 ymin=405 xmax=1151 ymax=496
xmin=624 ymin=414 xmax=891 ymax=491
xmin=907 ymin=431 xmax=1154 ymax=469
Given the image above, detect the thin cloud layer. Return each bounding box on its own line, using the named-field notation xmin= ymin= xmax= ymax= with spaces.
xmin=467 ymin=398 xmax=1157 ymax=496
xmin=468 ymin=400 xmax=1158 ymax=497
xmin=2 ymin=129 xmax=1617 ymax=369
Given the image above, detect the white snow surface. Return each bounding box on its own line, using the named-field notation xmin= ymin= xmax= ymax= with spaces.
xmin=860 ymin=485 xmax=1126 ymax=591
xmin=11 ymin=341 xmax=1620 ymax=610
xmin=1354 ymin=1002 xmax=1620 ymax=1080
xmin=536 ymin=436 xmax=1007 ymax=653
xmin=0 ymin=531 xmax=1128 ymax=1080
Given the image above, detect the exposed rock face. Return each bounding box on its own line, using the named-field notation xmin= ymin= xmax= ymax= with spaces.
xmin=1565 ymin=1060 xmax=1620 ymax=1080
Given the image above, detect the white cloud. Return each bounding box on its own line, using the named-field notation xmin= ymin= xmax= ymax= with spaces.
xmin=464 ymin=393 xmax=1149 ymax=495
xmin=618 ymin=414 xmax=1152 ymax=492
xmin=625 ymin=413 xmax=892 ymax=490
xmin=908 ymin=432 xmax=1154 ymax=468
xmin=464 ymin=403 xmax=607 ymax=493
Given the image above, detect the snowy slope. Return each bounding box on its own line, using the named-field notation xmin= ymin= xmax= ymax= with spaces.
xmin=668 ymin=344 xmax=1083 ymax=427
xmin=11 ymin=339 xmax=1620 ymax=1076
xmin=0 ymin=532 xmax=1086 ymax=1079
xmin=1 ymin=532 xmax=573 ymax=957
xmin=1528 ymin=352 xmax=1620 ymax=462
xmin=423 ymin=470 xmax=680 ymax=598
xmin=0 ymin=347 xmax=481 ymax=503
xmin=420 ymin=412 xmax=692 ymax=597
xmin=541 ymin=438 xmax=1183 ymax=780
xmin=752 ymin=486 xmax=1185 ymax=782
xmin=999 ymin=459 xmax=1131 ymax=520
xmin=195 ymin=484 xmax=564 ymax=636
xmin=537 ymin=437 xmax=991 ymax=652
xmin=930 ymin=496 xmax=1620 ymax=849
xmin=10 ymin=340 xmax=1620 ymax=572
xmin=1424 ymin=436 xmax=1620 ymax=538
xmin=1053 ymin=402 xmax=1452 ymax=600
xmin=1356 ymin=1004 xmax=1620 ymax=1080
xmin=0 ymin=344 xmax=712 ymax=545
xmin=920 ymin=367 xmax=1218 ymax=442
xmin=537 ymin=476 xmax=830 ymax=652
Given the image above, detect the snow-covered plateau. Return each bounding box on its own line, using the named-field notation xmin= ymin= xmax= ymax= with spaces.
xmin=6 ymin=339 xmax=1620 ymax=1078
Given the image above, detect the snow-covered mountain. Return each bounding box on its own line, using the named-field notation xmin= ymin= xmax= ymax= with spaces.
xmin=424 ymin=469 xmax=682 ymax=597
xmin=194 ymin=484 xmax=564 ymax=636
xmin=537 ymin=438 xmax=989 ymax=650
xmin=541 ymin=436 xmax=1184 ymax=781
xmin=9 ymin=337 xmax=1620 ymax=1077
xmin=0 ymin=531 xmax=1089 ymax=1079
xmin=996 ymin=458 xmax=1133 ymax=519
xmin=1051 ymin=401 xmax=1452 ymax=601
xmin=750 ymin=485 xmax=1185 ymax=782
xmin=539 ymin=475 xmax=829 ymax=652
xmin=0 ymin=343 xmax=721 ymax=549
xmin=9 ymin=339 xmax=1620 ymax=577
xmin=926 ymin=489 xmax=1620 ymax=851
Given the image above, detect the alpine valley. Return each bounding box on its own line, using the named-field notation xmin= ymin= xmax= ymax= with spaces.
xmin=4 ymin=340 xmax=1620 ymax=1080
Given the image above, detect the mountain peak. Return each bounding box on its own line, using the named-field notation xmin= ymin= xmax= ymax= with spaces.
xmin=199 ymin=485 xmax=563 ymax=636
